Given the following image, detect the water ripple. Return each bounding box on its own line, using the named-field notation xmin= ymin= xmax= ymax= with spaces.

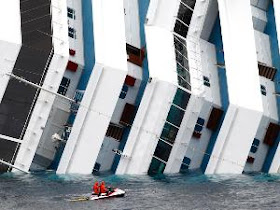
xmin=1 ymin=172 xmax=280 ymax=209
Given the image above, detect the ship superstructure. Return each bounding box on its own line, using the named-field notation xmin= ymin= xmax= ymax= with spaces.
xmin=1 ymin=0 xmax=280 ymax=176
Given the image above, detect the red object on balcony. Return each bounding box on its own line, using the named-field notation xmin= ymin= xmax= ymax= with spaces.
xmin=69 ymin=49 xmax=76 ymax=56
xmin=66 ymin=61 xmax=78 ymax=72
xmin=263 ymin=123 xmax=280 ymax=146
xmin=120 ymin=103 xmax=136 ymax=126
xmin=126 ymin=43 xmax=145 ymax=67
xmin=124 ymin=75 xmax=136 ymax=86
xmin=247 ymin=156 xmax=255 ymax=164
xmin=192 ymin=131 xmax=201 ymax=139
xmin=127 ymin=54 xmax=143 ymax=67
xmin=206 ymin=107 xmax=224 ymax=131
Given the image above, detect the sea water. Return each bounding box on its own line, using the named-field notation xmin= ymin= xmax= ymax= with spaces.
xmin=0 ymin=171 xmax=280 ymax=209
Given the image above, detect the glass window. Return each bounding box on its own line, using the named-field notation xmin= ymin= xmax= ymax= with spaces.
xmin=166 ymin=105 xmax=185 ymax=127
xmin=148 ymin=157 xmax=166 ymax=175
xmin=154 ymin=140 xmax=172 ymax=162
xmin=173 ymin=88 xmax=190 ymax=109
xmin=174 ymin=36 xmax=187 ymax=55
xmin=67 ymin=7 xmax=75 ymax=19
xmin=174 ymin=2 xmax=194 ymax=37
xmin=126 ymin=43 xmax=141 ymax=56
xmin=180 ymin=156 xmax=191 ymax=173
xmin=174 ymin=35 xmax=191 ymax=90
xmin=183 ymin=157 xmax=191 ymax=165
xmin=58 ymin=77 xmax=70 ymax=96
xmin=180 ymin=163 xmax=189 ymax=172
xmin=197 ymin=117 xmax=205 ymax=126
xmin=68 ymin=27 xmax=76 ymax=39
xmin=160 ymin=122 xmax=179 ymax=144
xmin=194 ymin=117 xmax=205 ymax=133
xmin=250 ymin=146 xmax=258 ymax=153
xmin=249 ymin=138 xmax=260 ymax=154
xmin=260 ymin=85 xmax=266 ymax=96
xmin=175 ymin=51 xmax=187 ymax=67
xmin=194 ymin=124 xmax=203 ymax=132
xmin=119 ymin=85 xmax=128 ymax=99
xmin=253 ymin=138 xmax=260 ymax=147
xmin=177 ymin=66 xmax=191 ymax=89
xmin=74 ymin=90 xmax=84 ymax=102
xmin=203 ymin=76 xmax=210 ymax=87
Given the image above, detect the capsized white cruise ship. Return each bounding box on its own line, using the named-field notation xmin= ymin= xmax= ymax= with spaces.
xmin=1 ymin=0 xmax=280 ymax=176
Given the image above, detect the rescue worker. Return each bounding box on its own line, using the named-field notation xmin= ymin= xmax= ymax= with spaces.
xmin=99 ymin=181 xmax=109 ymax=196
xmin=92 ymin=181 xmax=100 ymax=195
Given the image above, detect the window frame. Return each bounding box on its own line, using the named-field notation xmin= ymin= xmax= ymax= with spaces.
xmin=67 ymin=7 xmax=76 ymax=19
xmin=119 ymin=84 xmax=128 ymax=99
xmin=58 ymin=77 xmax=70 ymax=96
xmin=260 ymin=84 xmax=266 ymax=96
xmin=68 ymin=27 xmax=76 ymax=39
xmin=203 ymin=76 xmax=210 ymax=87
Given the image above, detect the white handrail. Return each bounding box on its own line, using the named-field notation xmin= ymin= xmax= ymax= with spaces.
xmin=0 ymin=159 xmax=29 ymax=174
xmin=0 ymin=134 xmax=22 ymax=144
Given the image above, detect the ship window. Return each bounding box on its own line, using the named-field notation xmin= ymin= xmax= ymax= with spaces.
xmin=260 ymin=85 xmax=266 ymax=96
xmin=68 ymin=27 xmax=76 ymax=39
xmin=148 ymin=157 xmax=166 ymax=175
xmin=166 ymin=105 xmax=185 ymax=127
xmin=250 ymin=146 xmax=258 ymax=153
xmin=194 ymin=124 xmax=203 ymax=132
xmin=250 ymin=138 xmax=260 ymax=154
xmin=253 ymin=138 xmax=260 ymax=147
xmin=203 ymin=76 xmax=210 ymax=87
xmin=183 ymin=157 xmax=191 ymax=165
xmin=197 ymin=117 xmax=205 ymax=126
xmin=119 ymin=85 xmax=128 ymax=99
xmin=180 ymin=157 xmax=191 ymax=172
xmin=160 ymin=122 xmax=179 ymax=144
xmin=58 ymin=77 xmax=70 ymax=96
xmin=154 ymin=140 xmax=172 ymax=162
xmin=67 ymin=7 xmax=76 ymax=19
xmin=180 ymin=163 xmax=189 ymax=171
xmin=193 ymin=117 xmax=205 ymax=139
xmin=126 ymin=43 xmax=141 ymax=57
xmin=173 ymin=88 xmax=190 ymax=110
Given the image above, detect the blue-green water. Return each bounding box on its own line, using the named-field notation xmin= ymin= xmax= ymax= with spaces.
xmin=1 ymin=172 xmax=280 ymax=209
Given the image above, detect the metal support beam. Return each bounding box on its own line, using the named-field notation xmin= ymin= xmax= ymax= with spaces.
xmin=0 ymin=134 xmax=22 ymax=144
xmin=7 ymin=73 xmax=75 ymax=103
xmin=0 ymin=159 xmax=29 ymax=174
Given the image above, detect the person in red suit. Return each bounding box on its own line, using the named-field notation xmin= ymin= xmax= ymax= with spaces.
xmin=99 ymin=181 xmax=109 ymax=196
xmin=92 ymin=181 xmax=100 ymax=195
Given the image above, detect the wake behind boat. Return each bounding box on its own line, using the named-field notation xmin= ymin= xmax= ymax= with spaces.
xmin=69 ymin=188 xmax=125 ymax=202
